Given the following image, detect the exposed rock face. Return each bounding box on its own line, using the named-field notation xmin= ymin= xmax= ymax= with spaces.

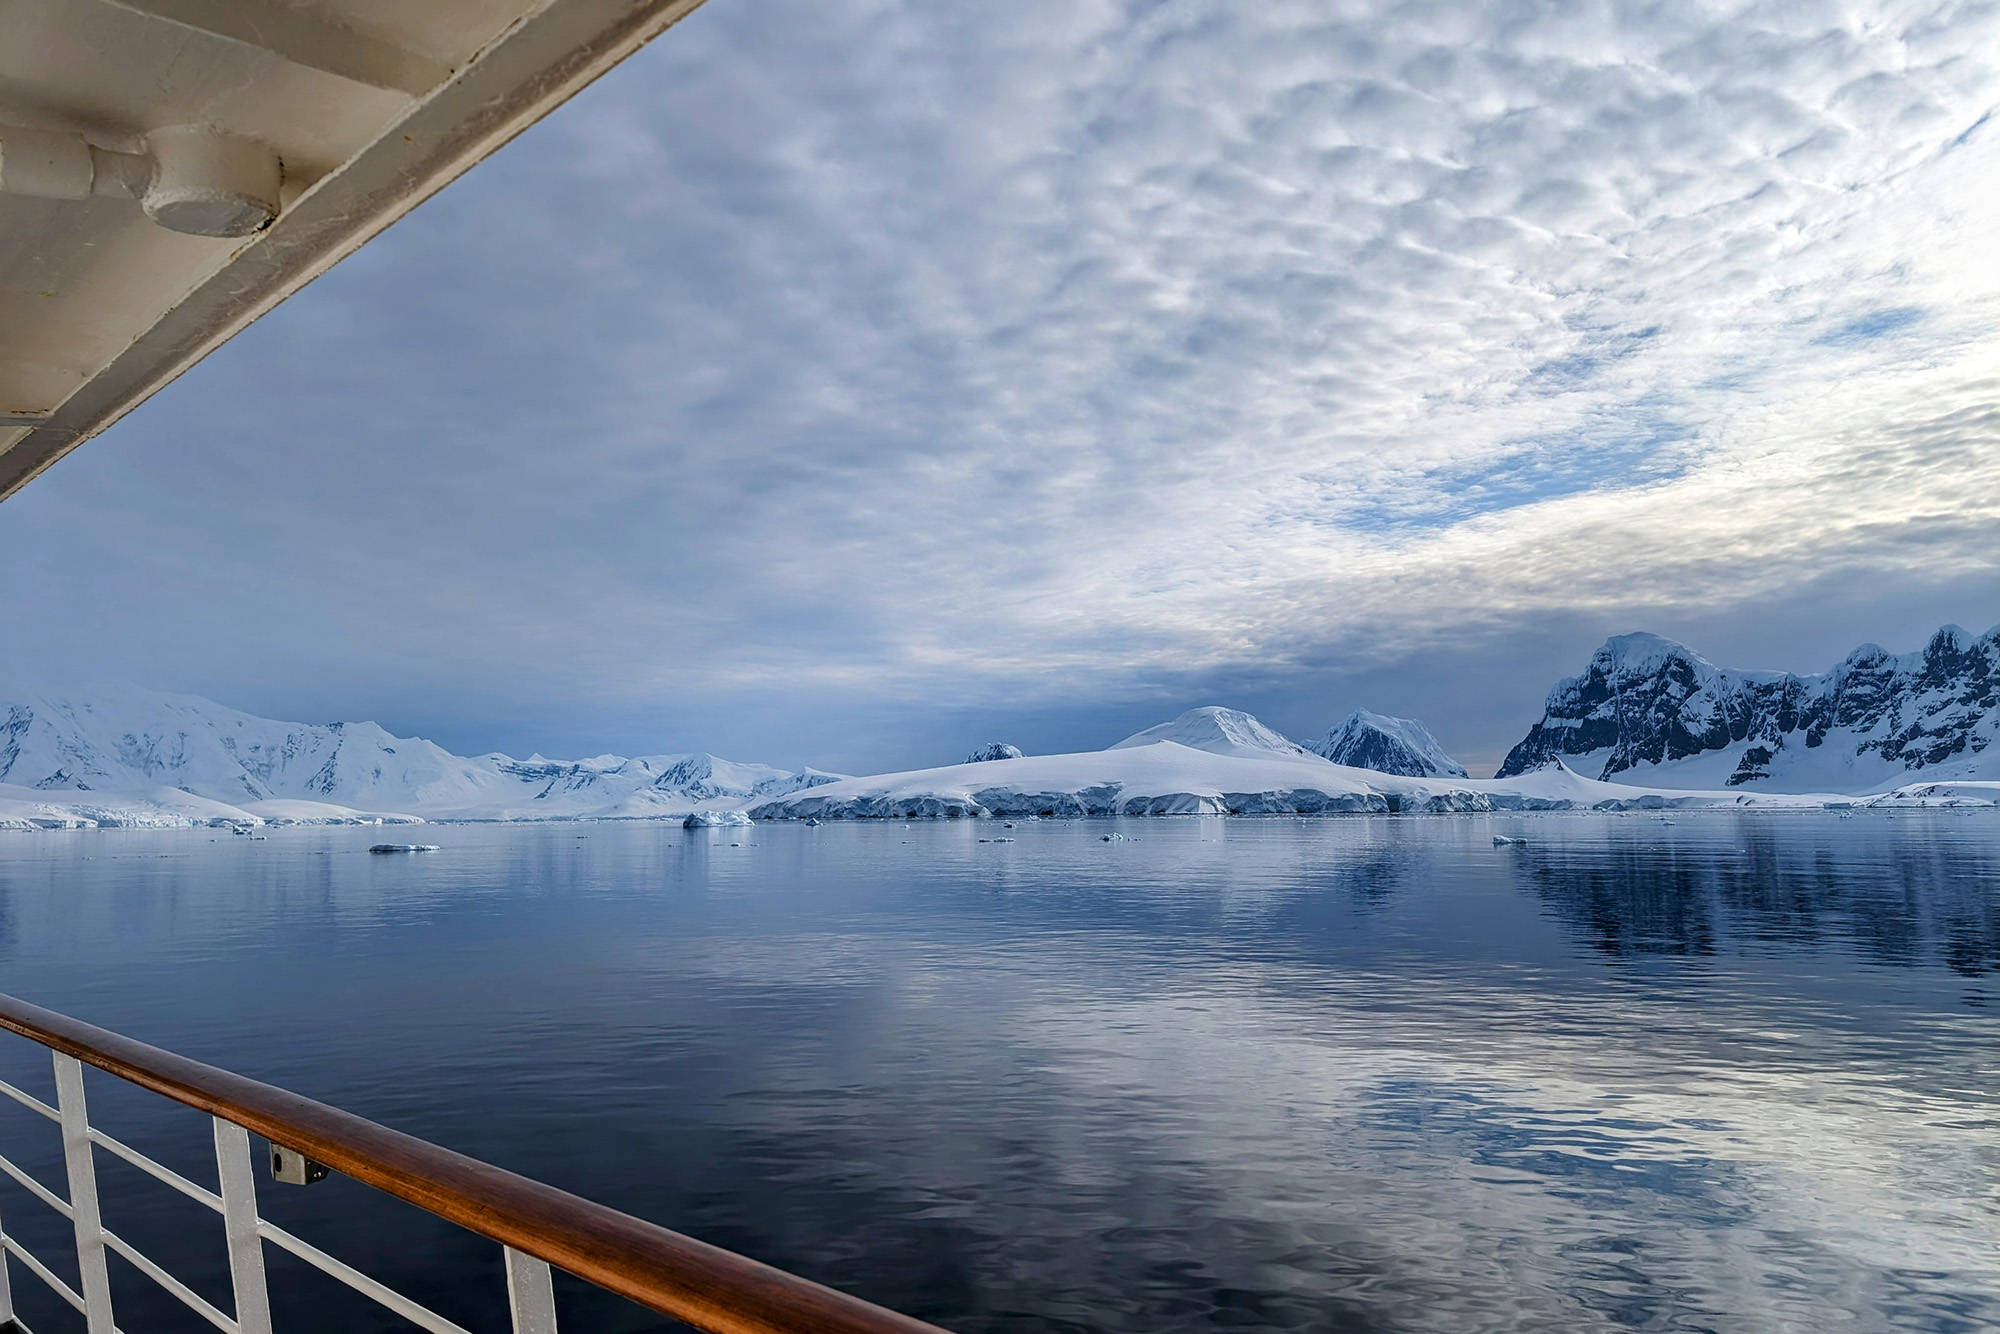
xmin=1307 ymin=709 xmax=1468 ymax=777
xmin=1497 ymin=625 xmax=1998 ymax=790
xmin=964 ymin=743 xmax=1024 ymax=763
xmin=650 ymin=753 xmax=840 ymax=801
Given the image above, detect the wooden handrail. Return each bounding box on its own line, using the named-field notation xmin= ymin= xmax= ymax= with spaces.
xmin=0 ymin=993 xmax=950 ymax=1334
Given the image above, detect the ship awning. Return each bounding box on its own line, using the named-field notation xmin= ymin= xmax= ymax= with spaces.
xmin=0 ymin=0 xmax=707 ymax=499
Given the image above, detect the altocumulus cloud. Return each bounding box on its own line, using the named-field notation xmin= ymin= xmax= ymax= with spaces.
xmin=0 ymin=0 xmax=1996 ymax=770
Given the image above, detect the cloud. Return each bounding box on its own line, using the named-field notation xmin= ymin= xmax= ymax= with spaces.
xmin=0 ymin=0 xmax=1995 ymax=768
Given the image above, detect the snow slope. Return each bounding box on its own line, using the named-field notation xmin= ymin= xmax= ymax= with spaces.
xmin=1497 ymin=625 xmax=1998 ymax=793
xmin=1308 ymin=709 xmax=1468 ymax=778
xmin=756 ymin=741 xmax=1380 ymax=819
xmin=1110 ymin=707 xmax=1323 ymax=761
xmin=0 ymin=682 xmax=841 ymax=827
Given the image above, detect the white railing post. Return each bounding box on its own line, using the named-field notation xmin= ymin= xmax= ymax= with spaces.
xmin=214 ymin=1118 xmax=276 ymax=1334
xmin=504 ymin=1246 xmax=558 ymax=1334
xmin=0 ymin=1186 xmax=15 ymax=1329
xmin=53 ymin=1052 xmax=116 ymax=1334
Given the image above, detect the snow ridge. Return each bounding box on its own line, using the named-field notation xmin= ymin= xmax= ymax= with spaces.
xmin=1110 ymin=707 xmax=1320 ymax=760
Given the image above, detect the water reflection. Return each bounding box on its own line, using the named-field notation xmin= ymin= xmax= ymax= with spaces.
xmin=1511 ymin=815 xmax=1997 ymax=974
xmin=0 ymin=813 xmax=1991 ymax=1334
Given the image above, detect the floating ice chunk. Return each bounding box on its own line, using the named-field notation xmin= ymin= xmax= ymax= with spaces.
xmin=368 ymin=844 xmax=439 ymax=853
xmin=684 ymin=810 xmax=753 ymax=828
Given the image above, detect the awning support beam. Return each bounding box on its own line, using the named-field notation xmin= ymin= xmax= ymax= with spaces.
xmin=93 ymin=0 xmax=449 ymax=96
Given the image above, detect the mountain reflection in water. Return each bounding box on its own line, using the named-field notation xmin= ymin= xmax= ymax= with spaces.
xmin=0 ymin=811 xmax=1992 ymax=1334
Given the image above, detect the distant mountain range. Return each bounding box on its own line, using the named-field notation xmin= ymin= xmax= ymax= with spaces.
xmin=1497 ymin=624 xmax=1997 ymax=792
xmin=0 ymin=682 xmax=841 ymax=823
xmin=749 ymin=700 xmax=1990 ymax=821
xmin=2 ymin=623 xmax=1992 ymax=829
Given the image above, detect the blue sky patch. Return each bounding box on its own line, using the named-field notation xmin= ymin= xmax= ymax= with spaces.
xmin=1816 ymin=307 xmax=1924 ymax=346
xmin=1527 ymin=326 xmax=1661 ymax=390
xmin=1339 ymin=421 xmax=1702 ymax=536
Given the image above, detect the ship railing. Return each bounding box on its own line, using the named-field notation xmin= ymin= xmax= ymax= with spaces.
xmin=0 ymin=993 xmax=947 ymax=1334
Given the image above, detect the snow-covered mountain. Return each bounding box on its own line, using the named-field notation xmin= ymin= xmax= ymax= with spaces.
xmin=964 ymin=743 xmax=1023 ymax=763
xmin=755 ymin=703 xmax=1976 ymax=821
xmin=750 ymin=739 xmax=1993 ymax=821
xmin=1111 ymin=705 xmax=1470 ymax=779
xmin=1111 ymin=707 xmax=1322 ymax=761
xmin=9 ymin=649 xmax=1993 ymax=833
xmin=0 ymin=682 xmax=840 ymax=825
xmin=645 ymin=752 xmax=843 ymax=802
xmin=1308 ymin=710 xmax=1468 ymax=778
xmin=1496 ymin=625 xmax=1998 ymax=793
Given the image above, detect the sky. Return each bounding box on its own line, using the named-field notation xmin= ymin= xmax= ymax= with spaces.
xmin=2 ymin=0 xmax=1998 ymax=777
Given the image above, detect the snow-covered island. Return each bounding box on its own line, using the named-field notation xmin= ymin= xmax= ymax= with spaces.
xmin=3 ymin=624 xmax=1992 ymax=830
xmin=747 ymin=706 xmax=1995 ymax=820
xmin=749 ymin=625 xmax=1996 ymax=820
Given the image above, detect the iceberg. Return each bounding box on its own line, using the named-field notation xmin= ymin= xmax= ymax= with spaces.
xmin=683 ymin=810 xmax=753 ymax=828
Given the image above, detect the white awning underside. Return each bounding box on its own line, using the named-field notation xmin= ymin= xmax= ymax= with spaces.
xmin=0 ymin=0 xmax=707 ymax=498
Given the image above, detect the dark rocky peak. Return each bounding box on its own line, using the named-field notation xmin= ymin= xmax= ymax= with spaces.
xmin=1498 ymin=624 xmax=1998 ymax=786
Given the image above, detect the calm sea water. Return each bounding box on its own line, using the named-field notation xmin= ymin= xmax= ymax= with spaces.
xmin=0 ymin=812 xmax=1994 ymax=1334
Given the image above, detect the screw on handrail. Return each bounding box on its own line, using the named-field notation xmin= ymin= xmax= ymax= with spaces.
xmin=215 ymin=1119 xmax=276 ymax=1334
xmin=53 ymin=1053 xmax=115 ymax=1334
xmin=505 ymin=1246 xmax=558 ymax=1334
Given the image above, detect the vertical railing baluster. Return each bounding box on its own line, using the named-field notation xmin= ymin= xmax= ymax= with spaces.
xmin=53 ymin=1053 xmax=115 ymax=1334
xmin=214 ymin=1118 xmax=276 ymax=1334
xmin=504 ymin=1246 xmax=558 ymax=1334
xmin=0 ymin=1185 xmax=15 ymax=1330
